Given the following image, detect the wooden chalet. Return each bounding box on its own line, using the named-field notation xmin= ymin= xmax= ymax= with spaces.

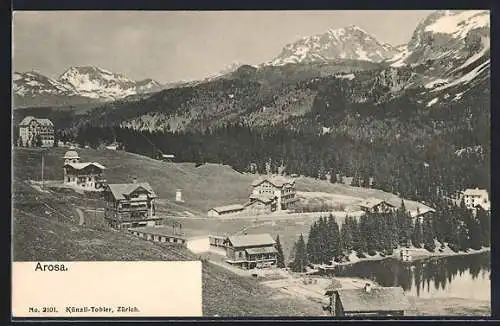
xmin=223 ymin=233 xmax=278 ymax=269
xmin=325 ymin=284 xmax=410 ymax=317
xmin=103 ymin=181 xmax=161 ymax=229
xmin=359 ymin=198 xmax=396 ymax=214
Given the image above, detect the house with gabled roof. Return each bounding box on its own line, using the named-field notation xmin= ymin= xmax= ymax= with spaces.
xmin=359 ymin=198 xmax=396 ymax=214
xmin=62 ymin=150 xmax=107 ymax=191
xmin=325 ymin=283 xmax=410 ymax=316
xmin=103 ymin=179 xmax=161 ymax=229
xmin=223 ymin=233 xmax=278 ymax=269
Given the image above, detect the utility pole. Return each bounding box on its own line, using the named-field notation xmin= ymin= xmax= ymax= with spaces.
xmin=41 ymin=149 xmax=45 ymax=190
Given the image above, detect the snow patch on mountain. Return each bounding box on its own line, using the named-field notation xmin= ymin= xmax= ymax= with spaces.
xmin=424 ymin=10 xmax=489 ymax=37
xmin=433 ymin=59 xmax=489 ymax=92
xmin=269 ymin=25 xmax=400 ymax=66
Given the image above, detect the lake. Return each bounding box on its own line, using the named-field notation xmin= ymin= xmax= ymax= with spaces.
xmin=320 ymin=251 xmax=490 ymax=301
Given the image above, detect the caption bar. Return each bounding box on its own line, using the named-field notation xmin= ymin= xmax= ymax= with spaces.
xmin=12 ymin=261 xmax=202 ymax=317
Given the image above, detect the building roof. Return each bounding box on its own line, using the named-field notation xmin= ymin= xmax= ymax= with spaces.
xmin=226 ymin=233 xmax=276 ymax=248
xmin=359 ymin=198 xmax=395 ymax=209
xmin=251 ymin=175 xmax=295 ymax=188
xmin=64 ymin=150 xmax=80 ymax=159
xmin=64 ymin=162 xmax=106 ymax=170
xmin=19 ymin=116 xmax=36 ymax=126
xmin=162 ymin=154 xmax=175 ymax=158
xmin=410 ymin=207 xmax=436 ymax=218
xmin=19 ymin=116 xmax=54 ymax=127
xmin=209 ymin=204 xmax=245 ymax=213
xmin=334 ymin=287 xmax=410 ymax=312
xmin=463 ymin=188 xmax=489 ymax=197
xmin=106 ymin=182 xmax=157 ymax=200
xmin=245 ymin=247 xmax=278 ymax=255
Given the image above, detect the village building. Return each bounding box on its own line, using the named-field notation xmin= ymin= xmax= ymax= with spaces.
xmin=359 ymin=198 xmax=396 ymax=214
xmin=410 ymin=207 xmax=436 ymax=222
xmin=18 ymin=116 xmax=55 ymax=147
xmin=209 ymin=235 xmax=228 ymax=248
xmin=103 ymin=181 xmax=161 ymax=229
xmin=161 ymin=154 xmax=176 ymax=162
xmin=207 ymin=204 xmax=245 ymax=217
xmin=223 ymin=233 xmax=278 ymax=269
xmin=63 ymin=151 xmax=107 ymax=191
xmin=461 ymin=188 xmax=490 ymax=211
xmin=325 ymin=284 xmax=410 ymax=317
xmin=244 ymin=194 xmax=277 ymax=215
xmin=250 ymin=175 xmax=298 ymax=211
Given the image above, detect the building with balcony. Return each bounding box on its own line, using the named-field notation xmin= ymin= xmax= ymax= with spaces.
xmin=62 ymin=151 xmax=106 ymax=191
xmin=18 ymin=116 xmax=55 ymax=147
xmin=104 ymin=181 xmax=161 ymax=229
xmin=250 ymin=175 xmax=297 ymax=211
xmin=223 ymin=233 xmax=278 ymax=269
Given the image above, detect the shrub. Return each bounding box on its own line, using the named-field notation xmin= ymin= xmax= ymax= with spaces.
xmin=367 ymin=250 xmax=377 ymax=257
xmin=424 ymin=243 xmax=435 ymax=252
xmin=448 ymin=243 xmax=460 ymax=253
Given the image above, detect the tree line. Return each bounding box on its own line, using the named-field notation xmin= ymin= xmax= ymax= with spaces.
xmin=290 ymin=199 xmax=490 ymax=272
xmin=67 ymin=123 xmax=489 ymax=206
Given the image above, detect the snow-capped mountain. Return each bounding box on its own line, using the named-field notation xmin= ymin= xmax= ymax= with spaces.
xmin=389 ymin=10 xmax=490 ymax=77
xmin=13 ymin=71 xmax=77 ymax=97
xmin=59 ymin=66 xmax=146 ymax=100
xmin=405 ymin=10 xmax=488 ymax=97
xmin=268 ymin=25 xmax=400 ymax=66
xmin=13 ymin=66 xmax=163 ymax=107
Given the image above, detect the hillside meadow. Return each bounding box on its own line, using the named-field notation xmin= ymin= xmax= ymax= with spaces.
xmin=13 ymin=147 xmax=428 ymax=214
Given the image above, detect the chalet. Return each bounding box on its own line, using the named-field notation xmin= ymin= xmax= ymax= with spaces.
xmin=64 ymin=162 xmax=107 ymax=191
xmin=461 ymin=188 xmax=490 ymax=211
xmin=410 ymin=207 xmax=436 ymax=222
xmin=250 ymin=175 xmax=298 ymax=211
xmin=207 ymin=204 xmax=245 ymax=217
xmin=325 ymin=284 xmax=410 ymax=317
xmin=244 ymin=194 xmax=277 ymax=214
xmin=223 ymin=233 xmax=278 ymax=269
xmin=18 ymin=116 xmax=54 ymax=147
xmin=103 ymin=181 xmax=161 ymax=229
xmin=359 ymin=198 xmax=396 ymax=214
xmin=63 ymin=151 xmax=106 ymax=191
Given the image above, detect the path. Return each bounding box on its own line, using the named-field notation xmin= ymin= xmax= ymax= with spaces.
xmin=75 ymin=207 xmax=84 ymax=226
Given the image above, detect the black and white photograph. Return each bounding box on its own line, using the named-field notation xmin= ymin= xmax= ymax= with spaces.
xmin=12 ymin=10 xmax=490 ymax=317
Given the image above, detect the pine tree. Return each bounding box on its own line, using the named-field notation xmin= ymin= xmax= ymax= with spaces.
xmin=411 ymin=219 xmax=423 ymax=248
xmin=292 ymin=234 xmax=308 ymax=272
xmin=341 ymin=216 xmax=353 ymax=252
xmin=275 ymin=234 xmax=286 ymax=268
xmin=422 ymin=215 xmax=436 ymax=252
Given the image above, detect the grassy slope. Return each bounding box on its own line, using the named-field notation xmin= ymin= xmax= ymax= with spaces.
xmin=13 ymin=147 xmax=430 ymax=260
xmin=12 ymin=178 xmax=322 ymax=316
xmin=14 ymin=147 xmax=427 ymax=213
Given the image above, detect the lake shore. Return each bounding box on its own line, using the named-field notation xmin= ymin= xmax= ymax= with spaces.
xmin=329 ymin=246 xmax=491 ymax=267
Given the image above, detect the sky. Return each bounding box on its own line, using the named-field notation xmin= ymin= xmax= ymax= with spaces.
xmin=13 ymin=10 xmax=436 ymax=84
